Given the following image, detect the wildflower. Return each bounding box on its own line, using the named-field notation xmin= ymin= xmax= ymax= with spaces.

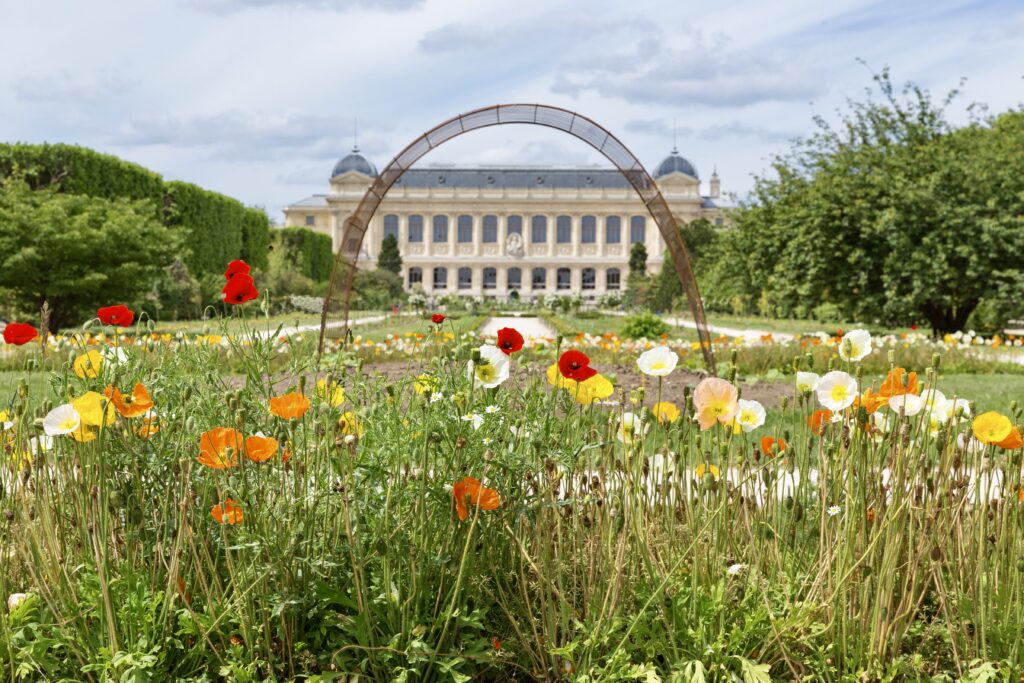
xmin=97 ymin=305 xmax=135 ymax=327
xmin=29 ymin=435 xmax=53 ymax=454
xmin=482 ymin=437 xmax=493 ymax=446
xmin=972 ymin=412 xmax=1012 ymax=445
xmin=636 ymin=346 xmax=678 ymax=377
xmin=452 ymin=477 xmax=501 ymax=521
xmin=270 ymin=391 xmax=311 ymax=420
xmin=222 ymin=273 xmax=259 ymax=304
xmin=484 ymin=405 xmax=499 ymax=414
xmin=211 ymin=498 xmax=243 ymax=524
xmin=491 ymin=636 xmax=502 ymax=651
xmin=198 ymin=427 xmax=244 ymax=469
xmin=879 ymin=368 xmax=919 ymax=399
xmin=414 ymin=374 xmax=438 ymax=395
xmin=224 ymin=260 xmax=250 ymax=280
xmin=2 ymin=322 xmax=39 ymax=346
xmin=815 ymin=371 xmax=858 ymax=411
xmin=887 ymin=393 xmax=924 ymax=417
xmin=866 ymin=508 xmax=876 ymax=524
xmin=429 ymin=391 xmax=444 ymax=403
xmin=856 ymin=388 xmax=885 ymax=414
xmin=997 ymin=426 xmax=1022 ymax=450
xmin=461 ymin=413 xmax=484 ymax=430
xmin=558 ymin=350 xmax=597 ymax=381
xmin=244 ymin=433 xmax=279 ymax=462
xmin=73 ymin=349 xmax=104 ymax=379
xmin=838 ymin=329 xmax=871 ymax=362
xmin=0 ymin=410 xmax=11 ymax=431
xmin=315 ymin=378 xmax=345 ymax=407
xmin=726 ymin=563 xmax=746 ymax=576
xmin=827 ymin=505 xmax=842 ymax=517
xmin=104 ymin=383 xmax=154 ymax=418
xmin=467 ymin=344 xmax=510 ymax=389
xmin=808 ymin=409 xmax=833 ymax=435
xmin=338 ymin=411 xmax=363 ymax=437
xmin=795 ymin=372 xmax=819 ymax=393
xmin=732 ymin=399 xmax=766 ymax=433
xmin=71 ymin=391 xmax=116 ymax=442
xmin=617 ymin=412 xmax=648 ymax=444
xmin=693 ymin=377 xmax=739 ymax=430
xmin=694 ymin=463 xmax=720 ymax=480
xmin=651 ymin=401 xmax=679 ymax=424
xmin=43 ymin=404 xmax=80 ymax=436
xmin=137 ymin=412 xmax=160 ymax=439
xmin=7 ymin=593 xmax=30 ymax=611
xmin=431 ymin=313 xmax=445 ymax=324
xmin=760 ymin=436 xmax=786 ymax=457
xmin=496 ymin=327 xmax=524 ymax=355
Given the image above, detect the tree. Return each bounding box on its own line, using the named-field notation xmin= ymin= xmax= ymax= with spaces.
xmin=0 ymin=176 xmax=180 ymax=329
xmin=352 ymin=269 xmax=405 ymax=310
xmin=377 ymin=234 xmax=402 ymax=275
xmin=651 ymin=218 xmax=718 ymax=311
xmin=629 ymin=242 xmax=648 ymax=276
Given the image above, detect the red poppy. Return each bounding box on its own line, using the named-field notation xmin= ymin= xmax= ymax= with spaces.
xmin=97 ymin=305 xmax=135 ymax=327
xmin=558 ymin=350 xmax=597 ymax=381
xmin=222 ymin=273 xmax=259 ymax=304
xmin=224 ymin=259 xmax=250 ymax=280
xmin=491 ymin=636 xmax=502 ymax=651
xmin=2 ymin=322 xmax=39 ymax=346
xmin=431 ymin=313 xmax=446 ymax=324
xmin=496 ymin=327 xmax=524 ymax=355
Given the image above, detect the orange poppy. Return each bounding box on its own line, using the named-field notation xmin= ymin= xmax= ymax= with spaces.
xmin=879 ymin=368 xmax=919 ymax=399
xmin=866 ymin=508 xmax=876 ymax=524
xmin=211 ymin=498 xmax=243 ymax=524
xmin=104 ymin=382 xmax=154 ymax=418
xmin=997 ymin=427 xmax=1023 ymax=450
xmin=244 ymin=434 xmax=279 ymax=462
xmin=760 ymin=436 xmax=787 ymax=457
xmin=452 ymin=476 xmax=501 ymax=521
xmin=137 ymin=415 xmax=160 ymax=439
xmin=808 ymin=409 xmax=833 ymax=436
xmin=269 ymin=392 xmax=310 ymax=420
xmin=855 ymin=388 xmax=886 ymax=414
xmin=198 ymin=427 xmax=244 ymax=469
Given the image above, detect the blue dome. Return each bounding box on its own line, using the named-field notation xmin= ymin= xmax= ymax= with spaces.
xmin=653 ymin=148 xmax=698 ymax=179
xmin=332 ymin=147 xmax=377 ymax=177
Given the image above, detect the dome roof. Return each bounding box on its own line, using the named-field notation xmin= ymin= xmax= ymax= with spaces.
xmin=653 ymin=148 xmax=698 ymax=179
xmin=332 ymin=147 xmax=377 ymax=178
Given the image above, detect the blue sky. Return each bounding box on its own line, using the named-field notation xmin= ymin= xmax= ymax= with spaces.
xmin=1 ymin=0 xmax=1021 ymax=220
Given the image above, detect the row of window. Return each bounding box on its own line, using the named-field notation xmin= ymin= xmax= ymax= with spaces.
xmin=408 ymin=266 xmax=621 ymax=290
xmin=382 ymin=214 xmax=647 ymax=245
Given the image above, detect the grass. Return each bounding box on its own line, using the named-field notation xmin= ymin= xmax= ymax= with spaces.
xmin=670 ymin=310 xmax=916 ymax=336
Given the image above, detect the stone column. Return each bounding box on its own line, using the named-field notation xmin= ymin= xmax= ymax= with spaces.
xmin=330 ymin=213 xmax=340 ymax=253
xmin=597 ymin=214 xmax=606 ymax=259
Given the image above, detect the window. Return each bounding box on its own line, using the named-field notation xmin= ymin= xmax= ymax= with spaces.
xmin=605 ymin=216 xmax=621 ymax=243
xmin=557 ymin=268 xmax=571 ymax=290
xmin=630 ymin=216 xmax=646 ymax=244
xmin=433 ymin=267 xmax=448 ymax=289
xmin=482 ymin=215 xmax=498 ymax=243
xmin=532 ymin=267 xmax=547 ymax=290
xmin=556 ymin=215 xmax=572 ymax=243
xmin=383 ymin=214 xmax=399 ymax=241
xmin=433 ymin=215 xmax=448 ymax=243
xmin=582 ymin=267 xmax=596 ymax=290
xmin=606 ymin=268 xmax=621 ymax=290
xmin=483 ymin=267 xmax=497 ymax=290
xmin=408 ymin=214 xmax=424 ymax=242
xmin=408 ymin=267 xmax=422 ymax=287
xmin=531 ymin=215 xmax=547 ymax=244
xmin=457 ymin=215 xmax=473 ymax=243
xmin=581 ymin=215 xmax=596 ymax=243
xmin=507 ymin=215 xmax=523 ymax=235
xmin=305 ymin=215 xmax=315 ymax=227
xmin=458 ymin=267 xmax=472 ymax=289
xmin=507 ymin=267 xmax=522 ymax=290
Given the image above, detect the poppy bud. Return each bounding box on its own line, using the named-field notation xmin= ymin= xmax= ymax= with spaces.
xmin=299 ymin=375 xmax=307 ymax=393
xmin=931 ymin=353 xmax=941 ymax=370
xmin=730 ymin=349 xmax=738 ymax=365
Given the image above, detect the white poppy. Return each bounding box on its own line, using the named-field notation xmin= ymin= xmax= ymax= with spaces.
xmin=636 ymin=346 xmax=678 ymax=377
xmin=617 ymin=412 xmax=649 ymax=444
xmin=838 ymin=329 xmax=872 ymax=362
xmin=816 ymin=371 xmax=858 ymax=411
xmin=466 ymin=344 xmax=510 ymax=389
xmin=888 ymin=393 xmax=924 ymax=417
xmin=28 ymin=435 xmax=53 ymax=454
xmin=43 ymin=404 xmax=80 ymax=436
xmin=0 ymin=410 xmax=12 ymax=431
xmin=461 ymin=413 xmax=484 ymax=430
xmin=941 ymin=397 xmax=971 ymax=422
xmin=733 ymin=399 xmax=766 ymax=433
xmin=795 ymin=372 xmax=820 ymax=393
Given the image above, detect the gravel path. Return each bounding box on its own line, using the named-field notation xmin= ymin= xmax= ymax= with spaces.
xmin=478 ymin=315 xmax=557 ymax=341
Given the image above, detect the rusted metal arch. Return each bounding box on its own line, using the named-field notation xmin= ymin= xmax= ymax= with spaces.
xmin=318 ymin=103 xmax=716 ymax=373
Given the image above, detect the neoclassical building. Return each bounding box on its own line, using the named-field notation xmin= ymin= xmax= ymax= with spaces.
xmin=282 ymin=146 xmax=727 ymax=299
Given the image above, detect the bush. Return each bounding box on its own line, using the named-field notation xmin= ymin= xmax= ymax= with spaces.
xmin=620 ymin=310 xmax=670 ymax=339
xmin=351 ymin=269 xmax=404 ymax=310
xmin=151 ymin=260 xmax=202 ymax=321
xmin=272 ymin=227 xmax=333 ymax=282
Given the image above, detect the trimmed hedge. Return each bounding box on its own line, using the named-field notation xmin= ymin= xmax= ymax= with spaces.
xmin=274 ymin=227 xmax=334 ymax=282
xmin=0 ymin=143 xmax=270 ymax=275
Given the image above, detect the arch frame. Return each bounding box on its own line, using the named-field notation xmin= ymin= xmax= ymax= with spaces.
xmin=318 ymin=103 xmax=716 ymax=373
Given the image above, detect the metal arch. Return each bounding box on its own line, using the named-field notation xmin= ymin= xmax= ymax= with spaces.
xmin=318 ymin=103 xmax=717 ymax=373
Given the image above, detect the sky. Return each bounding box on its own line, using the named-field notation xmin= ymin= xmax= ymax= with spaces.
xmin=1 ymin=0 xmax=1022 ymax=221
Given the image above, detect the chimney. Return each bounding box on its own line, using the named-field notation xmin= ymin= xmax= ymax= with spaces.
xmin=709 ymin=167 xmax=720 ymax=199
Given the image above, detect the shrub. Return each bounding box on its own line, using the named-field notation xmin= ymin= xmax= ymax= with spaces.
xmin=620 ymin=310 xmax=670 ymax=339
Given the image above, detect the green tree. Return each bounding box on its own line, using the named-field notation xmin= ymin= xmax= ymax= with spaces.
xmin=151 ymin=259 xmax=201 ymax=320
xmin=352 ymin=269 xmax=405 ymax=310
xmin=629 ymin=242 xmax=648 ymax=276
xmin=0 ymin=176 xmax=180 ymax=329
xmin=377 ymin=234 xmax=402 ymax=275
xmin=651 ymin=218 xmax=719 ymax=311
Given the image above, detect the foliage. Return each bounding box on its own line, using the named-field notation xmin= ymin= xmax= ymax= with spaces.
xmin=628 ymin=241 xmax=648 ymax=276
xmin=351 ymin=268 xmax=405 ymax=310
xmin=377 ymin=233 xmax=403 ymax=275
xmin=150 ymin=259 xmax=202 ymax=321
xmin=272 ymin=227 xmax=333 ymax=282
xmin=652 ymin=218 xmax=718 ymax=312
xmin=0 ymin=175 xmax=180 ymax=328
xmin=620 ymin=310 xmax=670 ymax=339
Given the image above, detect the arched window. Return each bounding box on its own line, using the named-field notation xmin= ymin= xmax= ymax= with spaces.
xmin=507 ymin=215 xmax=523 ymax=235
xmin=630 ymin=215 xmax=646 ymax=244
xmin=383 ymin=214 xmax=399 ymax=241
xmin=605 ymin=216 xmax=621 ymax=243
xmin=582 ymin=268 xmax=596 ymax=290
xmin=483 ymin=267 xmax=497 ymax=290
xmin=531 ymin=215 xmax=547 ymax=244
xmin=482 ymin=215 xmax=498 ymax=243
xmin=408 ymin=267 xmax=422 ymax=287
xmin=507 ymin=267 xmax=522 ymax=290
xmin=433 ymin=266 xmax=448 ymax=289
xmin=581 ymin=215 xmax=596 ymax=243
xmin=606 ymin=268 xmax=621 ymax=290
xmin=408 ymin=214 xmax=424 ymax=242
xmin=458 ymin=267 xmax=472 ymax=289
xmin=457 ymin=215 xmax=473 ymax=243
xmin=531 ymin=267 xmax=547 ymax=290
xmin=433 ymin=215 xmax=448 ymax=242
xmin=556 ymin=215 xmax=572 ymax=243
xmin=557 ymin=268 xmax=571 ymax=290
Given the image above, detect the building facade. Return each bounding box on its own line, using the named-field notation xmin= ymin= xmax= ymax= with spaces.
xmin=283 ymin=147 xmax=726 ymax=299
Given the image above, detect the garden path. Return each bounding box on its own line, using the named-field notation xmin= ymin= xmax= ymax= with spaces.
xmin=256 ymin=312 xmax=394 ymax=340
xmin=478 ymin=315 xmax=557 ymax=342
xmin=605 ymin=311 xmax=797 ymax=343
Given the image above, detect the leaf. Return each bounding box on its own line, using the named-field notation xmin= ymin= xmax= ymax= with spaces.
xmin=735 ymin=656 xmax=772 ymax=683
